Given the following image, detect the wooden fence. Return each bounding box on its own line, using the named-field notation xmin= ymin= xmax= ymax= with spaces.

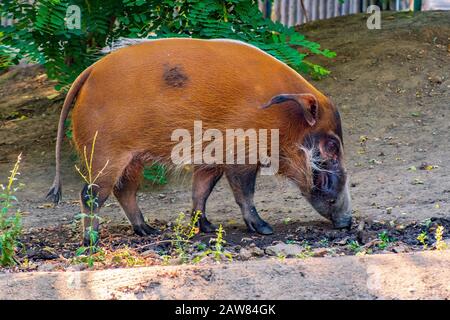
xmin=258 ymin=0 xmax=415 ymax=26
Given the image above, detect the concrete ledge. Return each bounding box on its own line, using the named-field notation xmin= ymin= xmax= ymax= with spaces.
xmin=1 ymin=251 xmax=449 ymax=300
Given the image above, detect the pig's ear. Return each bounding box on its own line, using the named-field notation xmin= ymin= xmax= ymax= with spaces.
xmin=261 ymin=93 xmax=319 ymax=126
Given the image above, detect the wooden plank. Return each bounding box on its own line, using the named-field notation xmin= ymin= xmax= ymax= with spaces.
xmin=327 ymin=0 xmax=335 ymax=18
xmin=273 ymin=0 xmax=281 ymax=22
xmin=344 ymin=0 xmax=351 ymax=14
xmin=362 ymin=0 xmax=369 ymax=11
xmin=335 ymin=0 xmax=341 ymax=17
xmin=352 ymin=0 xmax=360 ymax=13
xmin=311 ymin=0 xmax=318 ymax=20
xmin=280 ymin=0 xmax=287 ymax=25
xmin=289 ymin=0 xmax=297 ymax=26
xmin=319 ymin=0 xmax=326 ymax=19
xmin=297 ymin=0 xmax=304 ymax=24
xmin=304 ymin=0 xmax=312 ymax=22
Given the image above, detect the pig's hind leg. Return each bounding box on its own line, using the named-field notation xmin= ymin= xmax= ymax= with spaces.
xmin=225 ymin=166 xmax=273 ymax=235
xmin=113 ymin=159 xmax=159 ymax=236
xmin=79 ymin=155 xmax=127 ymax=246
xmin=192 ymin=166 xmax=224 ymax=233
xmin=80 ymin=181 xmax=112 ymax=246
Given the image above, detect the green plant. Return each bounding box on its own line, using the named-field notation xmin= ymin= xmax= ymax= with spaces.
xmin=0 ymin=154 xmax=23 ymax=267
xmin=295 ymin=241 xmax=313 ymax=259
xmin=161 ymin=254 xmax=171 ymax=265
xmin=377 ymin=231 xmax=394 ymax=250
xmin=318 ymin=238 xmax=329 ymax=247
xmin=417 ymin=231 xmax=428 ymax=249
xmin=143 ymin=163 xmax=168 ymax=185
xmin=0 ymin=43 xmax=19 ymax=71
xmin=421 ymin=218 xmax=432 ymax=229
xmin=1 ymin=0 xmax=335 ymax=90
xmin=196 ymin=242 xmax=207 ymax=251
xmin=277 ymin=253 xmax=286 ymax=261
xmin=165 ymin=211 xmax=232 ymax=264
xmin=172 ymin=210 xmax=202 ymax=263
xmin=348 ymin=239 xmax=362 ymax=253
xmin=73 ymin=131 xmax=109 ymax=267
xmin=193 ymin=224 xmax=233 ymax=263
xmin=434 ymin=225 xmax=448 ymax=251
xmin=109 ymin=247 xmax=145 ymax=267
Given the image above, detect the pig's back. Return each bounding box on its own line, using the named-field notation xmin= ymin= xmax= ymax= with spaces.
xmin=72 ymin=38 xmax=321 ymax=153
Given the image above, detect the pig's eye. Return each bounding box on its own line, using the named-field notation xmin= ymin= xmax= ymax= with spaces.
xmin=325 ymin=140 xmax=339 ymax=155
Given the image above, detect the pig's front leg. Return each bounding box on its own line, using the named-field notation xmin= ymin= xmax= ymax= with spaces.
xmin=225 ymin=166 xmax=273 ymax=235
xmin=192 ymin=166 xmax=223 ymax=233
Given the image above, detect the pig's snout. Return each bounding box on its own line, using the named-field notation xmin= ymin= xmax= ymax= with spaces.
xmin=310 ymin=180 xmax=352 ymax=229
xmin=330 ymin=182 xmax=352 ymax=229
xmin=332 ymin=214 xmax=352 ymax=229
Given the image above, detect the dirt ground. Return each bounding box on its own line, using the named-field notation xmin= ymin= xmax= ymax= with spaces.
xmin=2 ymin=251 xmax=450 ymax=300
xmin=0 ymin=11 xmax=449 ymax=298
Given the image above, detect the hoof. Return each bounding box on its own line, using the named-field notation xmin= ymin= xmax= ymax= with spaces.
xmin=199 ymin=219 xmax=218 ymax=233
xmin=133 ymin=223 xmax=160 ymax=236
xmin=246 ymin=220 xmax=274 ymax=235
xmin=332 ymin=216 xmax=352 ymax=230
xmin=255 ymin=223 xmax=274 ymax=235
xmin=46 ymin=184 xmax=61 ymax=204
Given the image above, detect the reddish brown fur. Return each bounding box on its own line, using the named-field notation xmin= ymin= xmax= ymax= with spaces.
xmin=72 ymin=39 xmax=337 ymax=184
xmin=48 ymin=38 xmax=343 ymax=240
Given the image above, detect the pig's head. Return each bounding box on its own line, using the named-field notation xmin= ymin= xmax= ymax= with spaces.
xmin=262 ymin=93 xmax=352 ymax=229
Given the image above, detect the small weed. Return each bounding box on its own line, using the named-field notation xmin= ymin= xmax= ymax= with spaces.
xmin=295 ymin=241 xmax=313 ymax=259
xmin=196 ymin=242 xmax=207 ymax=251
xmin=417 ymin=231 xmax=428 ymax=249
xmin=434 ymin=225 xmax=448 ymax=251
xmin=165 ymin=211 xmax=233 ymax=264
xmin=377 ymin=231 xmax=394 ymax=250
xmin=421 ymin=218 xmax=432 ymax=229
xmin=193 ymin=224 xmax=232 ymax=263
xmin=72 ymin=249 xmax=105 ymax=267
xmin=318 ymin=238 xmax=329 ymax=247
xmin=355 ymin=247 xmax=373 ymax=256
xmin=161 ymin=254 xmax=171 ymax=265
xmin=277 ymin=253 xmax=286 ymax=261
xmin=0 ymin=154 xmax=23 ymax=267
xmin=348 ymin=240 xmax=362 ymax=253
xmin=109 ymin=247 xmax=145 ymax=267
xmin=172 ymin=210 xmax=201 ymax=263
xmin=73 ymin=131 xmax=109 ymax=267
